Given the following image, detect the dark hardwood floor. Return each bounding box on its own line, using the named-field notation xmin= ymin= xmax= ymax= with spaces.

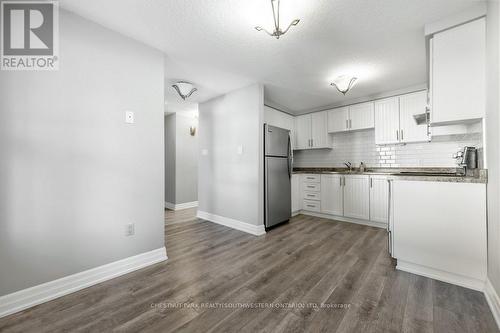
xmin=0 ymin=210 xmax=498 ymax=332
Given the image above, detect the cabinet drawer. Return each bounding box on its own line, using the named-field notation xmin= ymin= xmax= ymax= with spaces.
xmin=303 ymin=183 xmax=321 ymax=192
xmin=303 ymin=200 xmax=321 ymax=212
xmin=302 ymin=174 xmax=320 ymax=183
xmin=303 ymin=191 xmax=320 ymax=201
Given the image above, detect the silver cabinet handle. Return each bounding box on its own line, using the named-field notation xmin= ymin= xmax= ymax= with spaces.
xmin=311 ymin=139 xmax=313 ymax=147
xmin=396 ymin=130 xmax=399 ymax=141
xmin=346 ymin=119 xmax=349 ymax=129
xmin=307 ymin=205 xmax=315 ymax=208
xmin=401 ymin=129 xmax=404 ymax=141
xmin=370 ymin=178 xmax=373 ymax=188
xmin=349 ymin=119 xmax=352 ymax=129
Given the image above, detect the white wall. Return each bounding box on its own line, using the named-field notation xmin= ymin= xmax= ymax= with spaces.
xmin=165 ymin=114 xmax=177 ymax=204
xmin=486 ymin=0 xmax=500 ymax=294
xmin=175 ymin=113 xmax=199 ymax=204
xmin=0 ymin=10 xmax=165 ymax=296
xmin=198 ymin=84 xmax=264 ymax=226
xmin=293 ymin=130 xmax=483 ymax=168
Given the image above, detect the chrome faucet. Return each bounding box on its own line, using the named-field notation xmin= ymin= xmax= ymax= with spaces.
xmin=344 ymin=162 xmax=352 ymax=172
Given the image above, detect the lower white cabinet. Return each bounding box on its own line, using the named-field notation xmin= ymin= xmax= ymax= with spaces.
xmin=291 ymin=174 xmax=300 ymax=214
xmin=320 ymin=174 xmax=343 ymax=216
xmin=391 ymin=180 xmax=487 ymax=290
xmin=297 ymin=173 xmax=388 ymax=227
xmin=369 ymin=176 xmax=389 ymax=223
xmin=343 ymin=175 xmax=370 ymax=220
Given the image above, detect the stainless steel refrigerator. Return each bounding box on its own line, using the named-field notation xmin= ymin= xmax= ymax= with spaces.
xmin=264 ymin=124 xmax=292 ymax=229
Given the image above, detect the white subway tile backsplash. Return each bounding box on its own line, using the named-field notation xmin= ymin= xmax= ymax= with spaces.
xmin=293 ymin=130 xmax=483 ymax=168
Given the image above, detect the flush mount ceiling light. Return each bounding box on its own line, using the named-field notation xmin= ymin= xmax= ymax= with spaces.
xmin=254 ymin=0 xmax=300 ymax=39
xmin=330 ymin=76 xmax=357 ymax=95
xmin=172 ymin=81 xmax=197 ymax=100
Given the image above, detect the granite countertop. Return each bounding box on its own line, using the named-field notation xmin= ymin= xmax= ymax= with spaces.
xmin=293 ymin=167 xmax=488 ymax=184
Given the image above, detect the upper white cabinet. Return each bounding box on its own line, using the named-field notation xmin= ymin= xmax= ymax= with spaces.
xmin=327 ymin=102 xmax=374 ymax=133
xmin=327 ymin=107 xmax=349 ymax=133
xmin=349 ymin=102 xmax=375 ymax=131
xmin=320 ymin=174 xmax=343 ymax=216
xmin=294 ymin=111 xmax=332 ymax=150
xmin=399 ymin=91 xmax=430 ymax=143
xmin=343 ymin=175 xmax=370 ymax=220
xmin=295 ymin=114 xmax=312 ymax=149
xmin=369 ymin=176 xmax=389 ymax=224
xmin=375 ymin=92 xmax=430 ymax=145
xmin=375 ymin=97 xmax=400 ymax=145
xmin=430 ymin=18 xmax=485 ymax=125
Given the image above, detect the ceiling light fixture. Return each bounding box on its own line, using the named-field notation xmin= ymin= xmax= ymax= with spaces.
xmin=172 ymin=81 xmax=197 ymax=100
xmin=330 ymin=76 xmax=357 ymax=95
xmin=254 ymin=0 xmax=300 ymax=39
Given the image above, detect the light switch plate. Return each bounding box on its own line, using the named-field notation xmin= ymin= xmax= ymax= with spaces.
xmin=237 ymin=145 xmax=243 ymax=155
xmin=125 ymin=111 xmax=134 ymax=124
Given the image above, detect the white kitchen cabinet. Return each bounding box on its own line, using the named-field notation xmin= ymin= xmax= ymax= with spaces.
xmin=327 ymin=103 xmax=374 ymax=133
xmin=431 ymin=18 xmax=485 ymax=125
xmin=399 ymin=91 xmax=430 ymax=143
xmin=391 ymin=180 xmax=487 ymax=290
xmin=343 ymin=175 xmax=370 ymax=220
xmin=369 ymin=176 xmax=388 ymax=224
xmin=311 ymin=112 xmax=329 ymax=148
xmin=294 ymin=112 xmax=331 ymax=150
xmin=327 ymin=107 xmax=349 ymax=133
xmin=375 ymin=97 xmax=400 ymax=145
xmin=291 ymin=174 xmax=300 ymax=214
xmin=320 ymin=174 xmax=343 ymax=216
xmin=349 ymin=102 xmax=375 ymax=131
xmin=295 ymin=115 xmax=311 ymax=149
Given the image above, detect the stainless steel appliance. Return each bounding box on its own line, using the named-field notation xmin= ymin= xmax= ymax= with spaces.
xmin=264 ymin=124 xmax=292 ymax=229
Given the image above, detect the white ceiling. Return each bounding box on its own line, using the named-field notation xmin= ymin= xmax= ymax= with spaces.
xmin=60 ymin=0 xmax=479 ymax=115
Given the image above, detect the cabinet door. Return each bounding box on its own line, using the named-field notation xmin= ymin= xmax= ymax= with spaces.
xmin=374 ymin=97 xmax=400 ymax=145
xmin=295 ymin=115 xmax=311 ymax=150
xmin=432 ymin=18 xmax=485 ymax=124
xmin=327 ymin=107 xmax=349 ymax=133
xmin=349 ymin=102 xmax=374 ymax=131
xmin=399 ymin=91 xmax=430 ymax=143
xmin=369 ymin=176 xmax=389 ymax=223
xmin=291 ymin=174 xmax=300 ymax=213
xmin=311 ymin=111 xmax=329 ymax=148
xmin=344 ymin=175 xmax=370 ymax=220
xmin=320 ymin=174 xmax=343 ymax=216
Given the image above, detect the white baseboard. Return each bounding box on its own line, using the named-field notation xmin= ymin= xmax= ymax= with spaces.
xmin=299 ymin=210 xmax=387 ymax=229
xmin=0 ymin=247 xmax=167 ymax=319
xmin=197 ymin=211 xmax=266 ymax=236
xmin=165 ymin=201 xmax=198 ymax=211
xmin=396 ymin=260 xmax=485 ymax=291
xmin=485 ymin=278 xmax=500 ymax=329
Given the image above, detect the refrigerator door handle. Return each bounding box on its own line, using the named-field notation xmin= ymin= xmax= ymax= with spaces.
xmin=287 ymin=134 xmax=292 ymax=179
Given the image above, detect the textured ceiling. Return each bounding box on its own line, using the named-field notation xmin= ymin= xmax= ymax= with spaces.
xmin=60 ymin=0 xmax=479 ymax=114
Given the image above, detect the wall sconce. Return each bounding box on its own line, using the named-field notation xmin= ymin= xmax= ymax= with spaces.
xmin=190 ymin=126 xmax=196 ymax=136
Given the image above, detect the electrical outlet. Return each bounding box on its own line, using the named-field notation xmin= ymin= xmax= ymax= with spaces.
xmin=125 ymin=223 xmax=135 ymax=236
